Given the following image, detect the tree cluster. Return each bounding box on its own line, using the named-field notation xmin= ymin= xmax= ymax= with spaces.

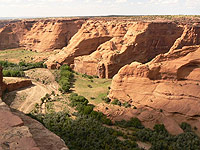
xmin=58 ymin=64 xmax=74 ymax=93
xmin=0 ymin=60 xmax=46 ymax=77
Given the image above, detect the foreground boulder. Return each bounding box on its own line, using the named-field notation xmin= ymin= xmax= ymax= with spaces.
xmin=0 ymin=68 xmax=68 ymax=150
xmin=107 ymin=45 xmax=200 ymax=135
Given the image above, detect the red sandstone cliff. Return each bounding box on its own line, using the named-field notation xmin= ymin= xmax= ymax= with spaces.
xmin=0 ymin=19 xmax=85 ymax=51
xmin=106 ymin=45 xmax=200 ymax=134
xmin=0 ymin=21 xmax=34 ymax=49
xmin=1 ymin=19 xmax=200 ymax=79
xmin=21 ymin=19 xmax=85 ymax=52
xmin=46 ymin=21 xmax=200 ymax=78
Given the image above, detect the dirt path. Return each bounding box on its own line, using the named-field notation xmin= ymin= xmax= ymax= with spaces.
xmin=3 ymin=69 xmax=61 ymax=114
xmin=19 ymin=82 xmax=51 ymax=113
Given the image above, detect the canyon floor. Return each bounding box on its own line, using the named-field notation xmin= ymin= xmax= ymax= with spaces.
xmin=0 ymin=16 xmax=200 ymax=150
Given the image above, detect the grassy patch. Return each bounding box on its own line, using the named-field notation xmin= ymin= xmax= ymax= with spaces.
xmin=73 ymin=74 xmax=111 ymax=104
xmin=0 ymin=48 xmax=56 ymax=63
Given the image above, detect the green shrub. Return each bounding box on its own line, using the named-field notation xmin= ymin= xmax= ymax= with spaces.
xmin=82 ymin=74 xmax=93 ymax=79
xmin=103 ymin=97 xmax=111 ymax=104
xmin=115 ymin=118 xmax=144 ymax=129
xmin=153 ymin=124 xmax=168 ymax=135
xmin=90 ymin=97 xmax=95 ymax=100
xmin=111 ymin=99 xmax=121 ymax=106
xmin=60 ymin=64 xmax=72 ymax=71
xmin=69 ymin=93 xmax=112 ymax=125
xmin=30 ymin=113 xmax=138 ymax=150
xmin=1 ymin=60 xmax=46 ymax=77
xmin=69 ymin=93 xmax=89 ymax=106
xmin=134 ymin=123 xmax=200 ymax=150
xmin=123 ymin=102 xmax=131 ymax=108
xmin=0 ymin=61 xmax=17 ymax=68
xmin=180 ymin=122 xmax=192 ymax=132
xmin=3 ymin=70 xmax=25 ymax=77
xmin=60 ymin=70 xmax=74 ymax=79
xmin=58 ymin=64 xmax=74 ymax=93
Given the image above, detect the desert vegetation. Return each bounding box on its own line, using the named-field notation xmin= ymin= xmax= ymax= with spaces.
xmin=30 ymin=107 xmax=200 ymax=150
xmin=1 ymin=15 xmax=200 ymax=150
xmin=0 ymin=60 xmax=46 ymax=77
xmin=58 ymin=64 xmax=74 ymax=93
xmin=27 ymin=64 xmax=200 ymax=150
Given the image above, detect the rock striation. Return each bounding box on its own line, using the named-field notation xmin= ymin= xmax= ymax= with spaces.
xmin=0 ymin=21 xmax=34 ymax=49
xmin=0 ymin=19 xmax=85 ymax=51
xmin=108 ymin=45 xmax=200 ymax=134
xmin=21 ymin=19 xmax=85 ymax=52
xmin=1 ymin=18 xmax=200 ymax=79
xmin=46 ymin=21 xmax=200 ymax=78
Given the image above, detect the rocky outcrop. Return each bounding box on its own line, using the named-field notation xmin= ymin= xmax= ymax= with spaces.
xmin=21 ymin=19 xmax=85 ymax=52
xmin=0 ymin=68 xmax=68 ymax=150
xmin=0 ymin=103 xmax=40 ymax=150
xmin=1 ymin=19 xmax=200 ymax=79
xmin=0 ymin=21 xmax=35 ymax=49
xmin=0 ymin=19 xmax=20 ymax=29
xmin=0 ymin=99 xmax=68 ymax=150
xmin=46 ymin=21 xmax=200 ymax=78
xmin=3 ymin=77 xmax=33 ymax=92
xmin=0 ymin=19 xmax=85 ymax=51
xmin=107 ymin=45 xmax=200 ymax=135
xmin=73 ymin=21 xmax=184 ymax=78
xmin=170 ymin=23 xmax=200 ymax=51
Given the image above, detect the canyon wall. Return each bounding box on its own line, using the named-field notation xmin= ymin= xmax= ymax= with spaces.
xmin=0 ymin=20 xmax=35 ymax=49
xmin=0 ymin=19 xmax=85 ymax=51
xmin=21 ymin=19 xmax=85 ymax=52
xmin=0 ymin=19 xmax=20 ymax=29
xmin=1 ymin=18 xmax=199 ymax=79
xmin=46 ymin=21 xmax=200 ymax=78
xmin=107 ymin=45 xmax=200 ymax=134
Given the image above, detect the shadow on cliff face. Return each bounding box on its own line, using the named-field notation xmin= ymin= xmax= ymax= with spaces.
xmin=2 ymin=90 xmax=17 ymax=106
xmin=177 ymin=61 xmax=200 ymax=81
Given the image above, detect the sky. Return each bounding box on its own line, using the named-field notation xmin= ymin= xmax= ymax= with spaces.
xmin=0 ymin=0 xmax=199 ymax=17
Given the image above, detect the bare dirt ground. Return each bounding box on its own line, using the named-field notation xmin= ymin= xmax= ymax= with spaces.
xmin=3 ymin=68 xmax=61 ymax=113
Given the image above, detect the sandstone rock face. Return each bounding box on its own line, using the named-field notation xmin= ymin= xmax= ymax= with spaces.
xmin=0 ymin=19 xmax=85 ymax=51
xmin=73 ymin=21 xmax=184 ymax=78
xmin=108 ymin=45 xmax=200 ymax=135
xmin=0 ymin=69 xmax=68 ymax=150
xmin=170 ymin=24 xmax=200 ymax=51
xmin=0 ymin=98 xmax=40 ymax=150
xmin=21 ymin=19 xmax=85 ymax=52
xmin=46 ymin=21 xmax=200 ymax=78
xmin=0 ymin=20 xmax=20 ymax=29
xmin=0 ymin=21 xmax=35 ymax=49
xmin=13 ymin=110 xmax=69 ymax=150
xmin=3 ymin=77 xmax=33 ymax=92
